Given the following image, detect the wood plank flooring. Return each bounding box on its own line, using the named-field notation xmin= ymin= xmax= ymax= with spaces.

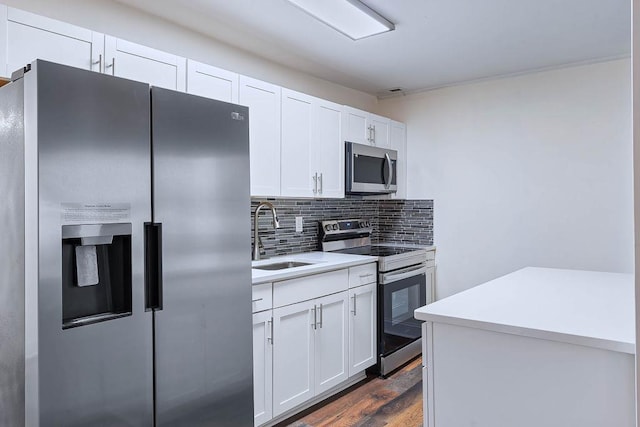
xmin=280 ymin=357 xmax=423 ymax=427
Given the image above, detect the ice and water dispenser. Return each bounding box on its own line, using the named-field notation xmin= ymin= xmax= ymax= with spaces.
xmin=61 ymin=223 xmax=133 ymax=329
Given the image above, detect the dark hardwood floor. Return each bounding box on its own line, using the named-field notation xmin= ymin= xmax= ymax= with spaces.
xmin=281 ymin=357 xmax=423 ymax=427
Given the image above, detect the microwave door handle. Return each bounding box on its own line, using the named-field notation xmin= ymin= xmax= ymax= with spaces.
xmin=384 ymin=153 xmax=392 ymax=189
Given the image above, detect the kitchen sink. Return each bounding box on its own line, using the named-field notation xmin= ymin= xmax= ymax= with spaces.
xmin=253 ymin=261 xmax=314 ymax=271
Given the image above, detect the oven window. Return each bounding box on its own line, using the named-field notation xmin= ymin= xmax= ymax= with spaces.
xmin=381 ymin=273 xmax=426 ymax=356
xmin=391 ymin=286 xmax=420 ymax=326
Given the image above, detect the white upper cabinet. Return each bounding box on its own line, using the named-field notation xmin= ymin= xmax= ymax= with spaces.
xmin=240 ymin=76 xmax=282 ymax=197
xmin=0 ymin=7 xmax=188 ymax=90
xmin=104 ymin=36 xmax=186 ymax=91
xmin=313 ymin=99 xmax=344 ymax=198
xmin=186 ymin=59 xmax=238 ymax=103
xmin=2 ymin=6 xmax=103 ymax=77
xmin=281 ymin=88 xmax=315 ymax=197
xmin=342 ymin=106 xmax=391 ymax=147
xmin=390 ymin=120 xmax=407 ymax=199
xmin=369 ymin=113 xmax=390 ymax=147
xmin=281 ymin=89 xmax=343 ymax=198
xmin=342 ymin=106 xmax=369 ymax=145
xmin=0 ymin=5 xmax=404 ymax=202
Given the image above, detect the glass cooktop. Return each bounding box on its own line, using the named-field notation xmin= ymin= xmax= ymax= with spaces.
xmin=337 ymin=245 xmax=420 ymax=257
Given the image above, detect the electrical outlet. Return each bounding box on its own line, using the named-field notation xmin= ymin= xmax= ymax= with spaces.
xmin=295 ymin=216 xmax=303 ymax=233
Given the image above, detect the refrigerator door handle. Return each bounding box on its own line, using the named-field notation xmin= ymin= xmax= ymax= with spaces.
xmin=144 ymin=222 xmax=163 ymax=311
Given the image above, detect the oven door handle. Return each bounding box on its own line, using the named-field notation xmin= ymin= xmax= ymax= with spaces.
xmin=380 ymin=264 xmax=427 ymax=285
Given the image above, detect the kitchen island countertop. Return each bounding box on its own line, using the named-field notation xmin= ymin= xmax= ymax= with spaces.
xmin=414 ymin=267 xmax=635 ymax=353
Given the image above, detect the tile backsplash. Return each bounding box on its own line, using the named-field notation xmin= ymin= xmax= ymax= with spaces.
xmin=251 ymin=197 xmax=434 ymax=258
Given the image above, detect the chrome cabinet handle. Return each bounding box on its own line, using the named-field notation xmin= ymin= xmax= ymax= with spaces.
xmin=105 ymin=57 xmax=115 ymax=75
xmin=267 ymin=318 xmax=273 ymax=344
xmin=93 ymin=54 xmax=102 ymax=73
xmin=312 ymin=173 xmax=318 ymax=194
xmin=359 ymin=273 xmax=374 ymax=279
xmin=384 ymin=153 xmax=392 ymax=189
xmin=372 ymin=125 xmax=376 ymax=144
xmin=351 ymin=294 xmax=357 ymax=315
xmin=318 ymin=303 xmax=323 ymax=328
xmin=312 ymin=306 xmax=317 ymax=330
xmin=318 ymin=173 xmax=323 ymax=195
xmin=367 ymin=125 xmax=374 ymax=143
xmin=252 ymin=298 xmax=263 ymax=303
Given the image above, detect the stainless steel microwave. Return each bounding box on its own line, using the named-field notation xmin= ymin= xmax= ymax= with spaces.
xmin=345 ymin=141 xmax=397 ymax=195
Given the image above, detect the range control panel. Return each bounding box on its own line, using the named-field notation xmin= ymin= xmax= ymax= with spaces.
xmin=320 ymin=218 xmax=372 ymax=236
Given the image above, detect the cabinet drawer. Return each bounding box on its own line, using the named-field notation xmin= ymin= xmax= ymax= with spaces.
xmin=348 ymin=263 xmax=377 ymax=287
xmin=252 ymin=283 xmax=272 ymax=313
xmin=273 ymin=269 xmax=348 ymax=308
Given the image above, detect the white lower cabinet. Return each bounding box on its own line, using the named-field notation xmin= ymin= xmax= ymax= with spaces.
xmin=272 ymin=299 xmax=316 ymax=416
xmin=314 ymin=292 xmax=349 ymax=394
xmin=272 ymin=291 xmax=349 ymax=417
xmin=253 ymin=310 xmax=273 ymax=427
xmin=255 ymin=264 xmax=376 ymax=425
xmin=348 ymin=282 xmax=377 ymax=376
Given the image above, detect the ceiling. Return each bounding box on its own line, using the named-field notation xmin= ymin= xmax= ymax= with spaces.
xmin=114 ymin=0 xmax=631 ymax=97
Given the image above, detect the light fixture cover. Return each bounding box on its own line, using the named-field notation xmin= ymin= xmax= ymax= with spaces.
xmin=286 ymin=0 xmax=395 ymax=40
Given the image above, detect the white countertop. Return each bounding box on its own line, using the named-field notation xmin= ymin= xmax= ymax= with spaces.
xmin=414 ymin=267 xmax=635 ymax=354
xmin=252 ymin=251 xmax=377 ymax=285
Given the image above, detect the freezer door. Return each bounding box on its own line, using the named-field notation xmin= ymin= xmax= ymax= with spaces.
xmin=151 ymin=88 xmax=253 ymax=426
xmin=33 ymin=61 xmax=153 ymax=425
xmin=0 ymin=73 xmax=25 ymax=427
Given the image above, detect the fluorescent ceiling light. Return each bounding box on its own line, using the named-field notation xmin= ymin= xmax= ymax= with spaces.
xmin=286 ymin=0 xmax=395 ymax=40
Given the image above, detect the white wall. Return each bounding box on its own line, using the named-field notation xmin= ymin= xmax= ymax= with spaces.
xmin=1 ymin=0 xmax=378 ymax=111
xmin=377 ymin=59 xmax=633 ymax=298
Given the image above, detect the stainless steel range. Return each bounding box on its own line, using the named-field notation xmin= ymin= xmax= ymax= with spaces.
xmin=320 ymin=218 xmax=434 ymax=377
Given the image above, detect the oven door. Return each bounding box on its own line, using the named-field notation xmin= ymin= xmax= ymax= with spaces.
xmin=379 ymin=264 xmax=427 ymax=356
xmin=346 ymin=142 xmax=397 ymax=194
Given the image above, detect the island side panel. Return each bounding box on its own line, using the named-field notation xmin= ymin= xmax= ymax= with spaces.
xmin=430 ymin=323 xmax=634 ymax=427
xmin=422 ymin=321 xmax=435 ymax=427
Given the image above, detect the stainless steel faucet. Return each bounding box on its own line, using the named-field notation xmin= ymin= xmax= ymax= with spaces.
xmin=253 ymin=201 xmax=280 ymax=261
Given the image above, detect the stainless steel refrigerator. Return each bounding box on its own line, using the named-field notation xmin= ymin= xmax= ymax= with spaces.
xmin=0 ymin=60 xmax=253 ymax=426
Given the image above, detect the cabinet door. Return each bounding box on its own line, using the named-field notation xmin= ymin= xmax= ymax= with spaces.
xmin=104 ymin=36 xmax=186 ymax=91
xmin=272 ymin=300 xmax=315 ymax=416
xmin=389 ymin=120 xmax=407 ymax=199
xmin=348 ymin=283 xmax=377 ymax=376
xmin=315 ymin=291 xmax=349 ymax=394
xmin=4 ymin=7 xmax=103 ymax=76
xmin=314 ymin=99 xmax=344 ymax=198
xmin=281 ymin=89 xmax=314 ymax=197
xmin=369 ymin=113 xmax=390 ymax=147
xmin=253 ymin=310 xmax=273 ymax=426
xmin=342 ymin=106 xmax=369 ymax=145
xmin=186 ymin=59 xmax=238 ymax=103
xmin=239 ymin=76 xmax=281 ymax=197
